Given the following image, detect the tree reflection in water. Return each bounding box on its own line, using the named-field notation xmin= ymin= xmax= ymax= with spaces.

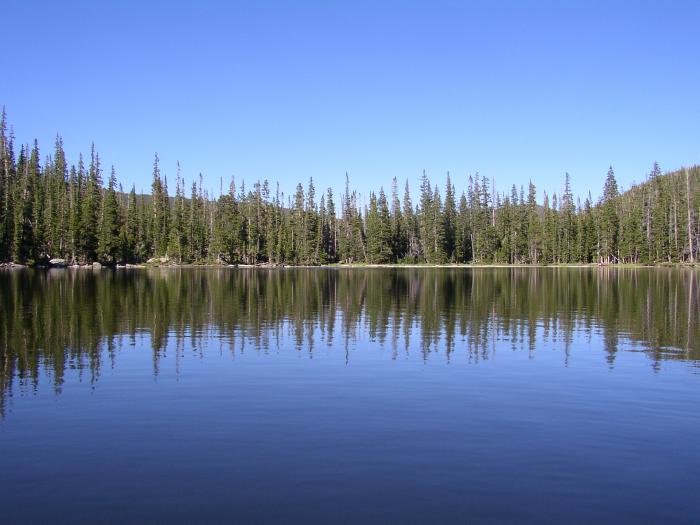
xmin=1 ymin=267 xmax=698 ymax=417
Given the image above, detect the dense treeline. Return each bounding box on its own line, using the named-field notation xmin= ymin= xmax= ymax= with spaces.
xmin=0 ymin=109 xmax=698 ymax=266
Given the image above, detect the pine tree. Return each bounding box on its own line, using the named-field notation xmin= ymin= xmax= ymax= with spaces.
xmin=0 ymin=108 xmax=13 ymax=262
xmin=600 ymin=166 xmax=620 ymax=263
xmin=292 ymin=182 xmax=305 ymax=264
xmin=443 ymin=173 xmax=457 ymax=261
xmin=402 ymin=180 xmax=419 ymax=261
xmin=13 ymin=146 xmax=35 ymax=262
xmin=474 ymin=175 xmax=496 ymax=261
xmin=305 ymin=178 xmax=318 ymax=264
xmin=431 ymin=184 xmax=446 ymax=263
xmin=44 ymin=135 xmax=68 ymax=258
xmin=80 ymin=145 xmax=102 ymax=262
xmin=561 ymin=173 xmax=577 ymax=262
xmin=390 ymin=177 xmax=405 ymax=261
xmin=325 ymin=187 xmax=337 ymax=262
xmin=150 ymin=153 xmax=170 ymax=257
xmin=578 ymin=193 xmax=596 ymax=263
xmin=317 ymin=194 xmax=328 ymax=263
xmin=213 ymin=190 xmax=242 ymax=263
xmin=98 ymin=167 xmax=122 ymax=264
xmin=168 ymin=164 xmax=187 ymax=262
xmin=188 ymin=179 xmax=208 ymax=262
xmin=418 ymin=171 xmax=434 ymax=262
xmin=455 ymin=191 xmax=471 ymax=262
xmin=366 ymin=189 xmax=392 ymax=263
xmin=29 ymin=141 xmax=46 ymax=260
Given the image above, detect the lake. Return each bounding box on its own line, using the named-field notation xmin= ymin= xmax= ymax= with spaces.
xmin=1 ymin=267 xmax=699 ymax=524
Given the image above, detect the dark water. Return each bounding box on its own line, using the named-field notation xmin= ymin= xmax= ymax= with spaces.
xmin=1 ymin=267 xmax=699 ymax=524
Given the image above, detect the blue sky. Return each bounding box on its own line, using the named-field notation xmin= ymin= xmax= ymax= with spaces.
xmin=3 ymin=1 xmax=699 ymax=203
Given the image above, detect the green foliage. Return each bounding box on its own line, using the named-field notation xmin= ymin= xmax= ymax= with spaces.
xmin=0 ymin=111 xmax=698 ymax=266
xmin=97 ymin=167 xmax=122 ymax=264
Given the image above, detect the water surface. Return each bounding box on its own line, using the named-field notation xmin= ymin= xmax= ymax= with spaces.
xmin=1 ymin=268 xmax=699 ymax=524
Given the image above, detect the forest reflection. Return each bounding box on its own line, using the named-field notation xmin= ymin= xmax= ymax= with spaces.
xmin=1 ymin=267 xmax=698 ymax=415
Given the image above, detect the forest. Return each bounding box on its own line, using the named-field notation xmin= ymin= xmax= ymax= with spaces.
xmin=0 ymin=109 xmax=698 ymax=266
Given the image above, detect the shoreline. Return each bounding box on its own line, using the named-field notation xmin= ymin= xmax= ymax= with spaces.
xmin=1 ymin=262 xmax=697 ymax=270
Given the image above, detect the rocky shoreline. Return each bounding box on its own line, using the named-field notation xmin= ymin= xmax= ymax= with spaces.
xmin=2 ymin=260 xmax=698 ymax=271
xmin=0 ymin=261 xmax=146 ymax=270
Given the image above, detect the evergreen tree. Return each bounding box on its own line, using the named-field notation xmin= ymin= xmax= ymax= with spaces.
xmin=98 ymin=167 xmax=122 ymax=264
xmin=13 ymin=146 xmax=35 ymax=262
xmin=600 ymin=166 xmax=620 ymax=263
xmin=455 ymin=191 xmax=471 ymax=262
xmin=0 ymin=108 xmax=10 ymax=262
xmin=561 ymin=173 xmax=577 ymax=262
xmin=325 ymin=187 xmax=337 ymax=262
xmin=120 ymin=186 xmax=138 ymax=262
xmin=150 ymin=154 xmax=170 ymax=257
xmin=168 ymin=165 xmax=187 ymax=262
xmin=366 ymin=189 xmax=392 ymax=263
xmin=305 ymin=178 xmax=318 ymax=263
xmin=390 ymin=177 xmax=405 ymax=262
xmin=402 ymin=180 xmax=419 ymax=261
xmin=579 ymin=193 xmax=596 ymax=263
xmin=443 ymin=173 xmax=457 ymax=261
xmin=418 ymin=171 xmax=434 ymax=262
xmin=80 ymin=145 xmax=102 ymax=262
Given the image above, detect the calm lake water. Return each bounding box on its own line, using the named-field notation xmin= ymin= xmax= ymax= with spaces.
xmin=1 ymin=267 xmax=699 ymax=524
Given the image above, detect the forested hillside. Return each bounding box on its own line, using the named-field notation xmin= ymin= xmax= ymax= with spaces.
xmin=0 ymin=110 xmax=697 ymax=266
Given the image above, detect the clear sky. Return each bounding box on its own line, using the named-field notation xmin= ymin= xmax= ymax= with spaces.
xmin=3 ymin=0 xmax=699 ymax=203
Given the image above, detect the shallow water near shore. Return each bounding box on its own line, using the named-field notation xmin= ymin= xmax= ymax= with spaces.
xmin=1 ymin=267 xmax=699 ymax=523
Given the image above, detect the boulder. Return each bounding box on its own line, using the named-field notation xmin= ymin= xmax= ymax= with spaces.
xmin=147 ymin=256 xmax=171 ymax=266
xmin=92 ymin=262 xmax=102 ymax=270
xmin=49 ymin=258 xmax=67 ymax=268
xmin=1 ymin=262 xmax=26 ymax=269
